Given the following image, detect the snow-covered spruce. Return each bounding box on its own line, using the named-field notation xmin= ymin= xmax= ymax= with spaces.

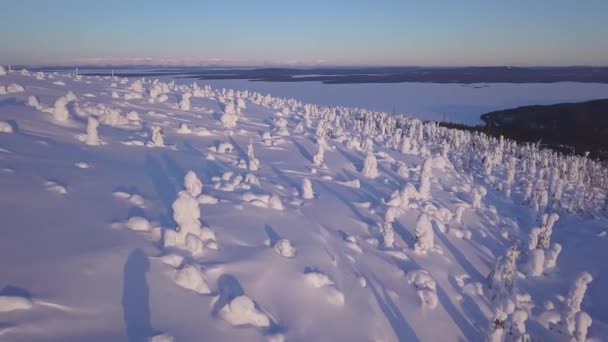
xmin=361 ymin=152 xmax=378 ymax=178
xmin=184 ymin=170 xmax=203 ymax=197
xmin=561 ymin=272 xmax=593 ymax=341
xmin=301 ymin=178 xmax=314 ymax=199
xmin=543 ymin=243 xmax=562 ymax=270
xmin=418 ymin=158 xmax=433 ymax=198
xmin=220 ymin=101 xmax=239 ymax=128
xmin=85 ymin=117 xmax=100 ymax=145
xmin=179 ymin=91 xmax=192 ymax=110
xmin=313 ymin=137 xmax=327 ymax=166
xmin=414 ymin=213 xmax=434 ymax=254
xmin=487 ymin=243 xmax=520 ymax=300
xmin=26 ymin=95 xmax=40 ymax=108
xmin=381 ymin=221 xmax=395 ymax=248
xmin=247 ymin=141 xmax=260 ymax=171
xmin=53 ymin=96 xmax=70 ymax=121
xmin=164 ymin=172 xmax=217 ymax=254
xmin=147 ymin=125 xmax=165 ymax=147
xmin=471 ymin=185 xmax=487 ymax=209
xmin=525 ymin=212 xmax=561 ymax=276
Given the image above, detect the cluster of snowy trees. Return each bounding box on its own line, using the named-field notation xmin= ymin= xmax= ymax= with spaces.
xmin=9 ymin=69 xmax=602 ymax=340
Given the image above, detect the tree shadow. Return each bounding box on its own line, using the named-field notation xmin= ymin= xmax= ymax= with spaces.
xmin=290 ymin=137 xmax=314 ymax=163
xmin=394 ymin=220 xmax=414 ymax=248
xmin=367 ymin=279 xmax=420 ymax=342
xmin=435 ymin=284 xmax=483 ymax=341
xmin=161 ymin=151 xmax=186 ymax=187
xmin=122 ymin=248 xmax=155 ymax=342
xmin=269 ymin=164 xmax=301 ymax=190
xmin=434 ymin=229 xmax=486 ymax=282
xmin=211 ymin=274 xmax=245 ymax=316
xmin=145 ymin=154 xmax=177 ymax=227
xmin=264 ymin=224 xmax=281 ymax=245
xmin=0 ymin=285 xmax=31 ymax=299
xmin=316 ymin=181 xmax=376 ymax=227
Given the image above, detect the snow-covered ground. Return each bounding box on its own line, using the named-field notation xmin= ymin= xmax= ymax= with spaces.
xmin=173 ymin=79 xmax=608 ymax=124
xmin=1 ymin=69 xmax=607 ymax=342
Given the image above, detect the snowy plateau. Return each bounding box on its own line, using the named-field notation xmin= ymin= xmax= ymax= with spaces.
xmin=0 ymin=68 xmax=607 ymax=342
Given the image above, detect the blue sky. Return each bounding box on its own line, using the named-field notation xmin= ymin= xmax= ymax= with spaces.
xmin=1 ymin=0 xmax=607 ymax=66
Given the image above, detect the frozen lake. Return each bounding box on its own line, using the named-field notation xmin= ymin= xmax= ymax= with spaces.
xmin=173 ymin=78 xmax=608 ymax=124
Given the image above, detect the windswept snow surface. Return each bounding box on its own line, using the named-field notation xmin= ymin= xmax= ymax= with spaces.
xmin=1 ymin=70 xmax=608 ymax=341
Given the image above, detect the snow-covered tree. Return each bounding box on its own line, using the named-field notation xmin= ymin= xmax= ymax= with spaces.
xmin=361 ymin=152 xmax=378 ymax=178
xmin=184 ymin=170 xmax=203 ymax=197
xmin=418 ymin=158 xmax=433 ymax=198
xmin=537 ymin=213 xmax=559 ymax=249
xmin=26 ymin=95 xmax=40 ymax=108
xmin=179 ymin=92 xmax=192 ymax=111
xmin=85 ymin=117 xmax=100 ymax=145
xmin=247 ymin=141 xmax=260 ymax=171
xmin=165 ymin=172 xmax=217 ymax=254
xmin=487 ymin=243 xmax=520 ymax=300
xmin=508 ymin=309 xmax=531 ymax=342
xmin=301 ymin=178 xmax=314 ymax=199
xmin=488 ymin=308 xmax=508 ymax=342
xmin=543 ymin=243 xmax=562 ymax=270
xmin=66 ymin=90 xmax=78 ymax=102
xmin=414 ymin=213 xmax=434 ymax=254
xmin=471 ymin=185 xmax=487 ymax=209
xmin=53 ymin=96 xmax=69 ymax=121
xmin=220 ymin=101 xmax=239 ymax=128
xmin=382 ymin=221 xmax=395 ymax=248
xmin=313 ymin=138 xmax=326 ymax=166
xmin=562 ymin=272 xmax=593 ymax=341
xmin=148 ymin=126 xmax=165 ymax=147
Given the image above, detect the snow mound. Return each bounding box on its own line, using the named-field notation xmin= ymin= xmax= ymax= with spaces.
xmin=45 ymin=180 xmax=67 ymax=195
xmin=74 ymin=162 xmax=91 ymax=169
xmin=219 ymin=295 xmax=270 ymax=328
xmin=159 ymin=253 xmax=184 ymax=268
xmin=7 ymin=83 xmax=25 ymax=93
xmin=148 ymin=333 xmax=174 ymax=342
xmin=0 ymin=295 xmax=33 ymax=312
xmin=197 ymin=194 xmax=219 ymax=205
xmin=407 ymin=270 xmax=438 ymax=309
xmin=304 ymin=270 xmax=345 ymax=306
xmin=125 ymin=216 xmax=151 ymax=232
xmin=174 ymin=264 xmax=211 ymax=294
xmin=0 ymin=121 xmax=13 ymax=133
xmin=274 ymin=239 xmax=296 ymax=258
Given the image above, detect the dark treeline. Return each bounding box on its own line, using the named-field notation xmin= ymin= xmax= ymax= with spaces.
xmin=437 ymin=99 xmax=608 ymax=160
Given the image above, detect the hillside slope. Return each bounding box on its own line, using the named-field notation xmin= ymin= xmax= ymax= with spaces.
xmin=1 ymin=69 xmax=607 ymax=341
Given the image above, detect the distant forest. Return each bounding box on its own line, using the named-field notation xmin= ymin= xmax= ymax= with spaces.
xmin=439 ymin=99 xmax=608 ymax=160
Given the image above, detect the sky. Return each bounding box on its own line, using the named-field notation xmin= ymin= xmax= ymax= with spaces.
xmin=1 ymin=0 xmax=607 ymax=67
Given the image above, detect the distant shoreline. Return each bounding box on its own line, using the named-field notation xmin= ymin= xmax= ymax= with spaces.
xmin=43 ymin=66 xmax=608 ymax=84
